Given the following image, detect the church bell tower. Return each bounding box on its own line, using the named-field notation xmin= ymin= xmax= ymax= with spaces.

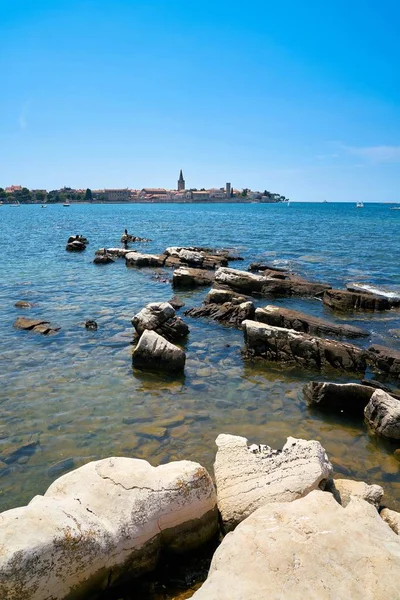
xmin=178 ymin=169 xmax=185 ymax=191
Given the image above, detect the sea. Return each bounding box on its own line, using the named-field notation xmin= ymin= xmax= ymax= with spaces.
xmin=1 ymin=201 xmax=400 ymax=519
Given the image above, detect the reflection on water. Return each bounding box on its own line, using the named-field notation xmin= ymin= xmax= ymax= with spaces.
xmin=0 ymin=202 xmax=400 ymax=514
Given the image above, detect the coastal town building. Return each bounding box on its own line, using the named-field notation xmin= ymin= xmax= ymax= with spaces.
xmin=5 ymin=185 xmax=22 ymax=193
xmin=177 ymin=170 xmax=185 ymax=191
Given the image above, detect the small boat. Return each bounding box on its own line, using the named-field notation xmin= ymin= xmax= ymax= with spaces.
xmin=10 ymin=200 xmax=20 ymax=207
xmin=63 ymin=201 xmax=70 ymax=207
xmin=390 ymin=206 xmax=400 ymax=210
xmin=356 ymin=201 xmax=364 ymax=208
xmin=41 ymin=204 xmax=47 ymax=208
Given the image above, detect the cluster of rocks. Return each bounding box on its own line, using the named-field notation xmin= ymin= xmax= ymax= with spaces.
xmin=304 ymin=381 xmax=400 ymax=440
xmin=65 ymin=235 xmax=88 ymax=252
xmin=2 ymin=433 xmax=400 ymax=599
xmin=13 ymin=316 xmax=60 ymax=336
xmin=121 ymin=232 xmax=151 ymax=243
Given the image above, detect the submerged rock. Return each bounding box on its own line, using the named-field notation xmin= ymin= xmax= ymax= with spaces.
xmin=0 ymin=457 xmax=217 ymax=599
xmin=303 ymin=381 xmax=374 ymax=415
xmin=256 ymin=305 xmax=369 ymax=338
xmin=242 ymin=320 xmax=367 ymax=374
xmin=13 ymin=317 xmax=60 ymax=335
xmin=14 ymin=300 xmax=35 ymax=309
xmin=364 ymin=389 xmax=400 ymax=439
xmin=323 ymin=288 xmax=399 ymax=311
xmin=191 ymin=490 xmax=400 ymax=600
xmin=132 ymin=302 xmax=189 ymax=342
xmin=85 ymin=320 xmax=98 ymax=331
xmin=168 ymin=295 xmax=185 ymax=310
xmin=132 ymin=330 xmax=186 ymax=372
xmin=214 ymin=433 xmax=332 ymax=531
xmin=368 ymin=344 xmax=400 ymax=381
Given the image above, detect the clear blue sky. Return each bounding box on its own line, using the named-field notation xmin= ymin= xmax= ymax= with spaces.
xmin=1 ymin=0 xmax=400 ymax=201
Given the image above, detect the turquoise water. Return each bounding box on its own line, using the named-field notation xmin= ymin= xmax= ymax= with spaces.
xmin=0 ymin=202 xmax=400 ymax=513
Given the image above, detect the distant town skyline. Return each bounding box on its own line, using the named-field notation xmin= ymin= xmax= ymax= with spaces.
xmin=1 ymin=1 xmax=400 ymax=202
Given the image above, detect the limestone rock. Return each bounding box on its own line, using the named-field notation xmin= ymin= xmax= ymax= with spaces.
xmin=256 ymin=305 xmax=369 ymax=338
xmin=0 ymin=457 xmax=217 ymax=599
xmin=368 ymin=344 xmax=400 ymax=380
xmin=215 ymin=267 xmax=267 ymax=294
xmin=14 ymin=300 xmax=35 ymax=308
xmin=381 ymin=508 xmax=400 ymax=534
xmin=323 ymin=288 xmax=398 ymax=311
xmin=132 ymin=302 xmax=189 ymax=342
xmin=243 ymin=320 xmax=367 ymax=374
xmin=93 ymin=254 xmax=114 ymax=264
xmin=125 ymin=252 xmax=164 ymax=267
xmin=260 ymin=275 xmax=331 ymax=297
xmin=172 ymin=267 xmax=215 ymax=288
xmin=303 ymin=381 xmax=374 ymax=414
xmin=204 ymin=288 xmax=249 ymax=304
xmin=185 ymin=301 xmax=255 ymax=328
xmin=168 ymin=295 xmax=185 ymax=310
xmin=191 ymin=490 xmax=400 ymax=600
xmin=95 ymin=247 xmax=131 ymax=257
xmin=66 ymin=240 xmax=86 ymax=252
xmin=364 ymin=389 xmax=400 ymax=439
xmin=132 ymin=330 xmax=186 ymax=372
xmin=214 ymin=434 xmax=332 ymax=531
xmin=325 ymin=478 xmax=384 ymax=508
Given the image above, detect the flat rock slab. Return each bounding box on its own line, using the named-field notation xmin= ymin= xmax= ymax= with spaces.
xmin=95 ymin=248 xmax=131 ymax=257
xmin=243 ymin=320 xmax=367 ymax=374
xmin=185 ymin=301 xmax=255 ymax=328
xmin=214 ymin=434 xmax=332 ymax=531
xmin=260 ymin=275 xmax=331 ymax=297
xmin=125 ymin=252 xmax=164 ymax=267
xmin=323 ymin=288 xmax=399 ymax=311
xmin=13 ymin=317 xmax=60 ymax=335
xmin=172 ymin=267 xmax=215 ymax=288
xmin=0 ymin=457 xmax=217 ymax=600
xmin=303 ymin=381 xmax=375 ymax=415
xmin=93 ymin=255 xmax=115 ymax=264
xmin=256 ymin=305 xmax=369 ymax=338
xmin=364 ymin=389 xmax=400 ymax=439
xmin=191 ymin=490 xmax=400 ymax=600
xmin=132 ymin=329 xmax=186 ymax=372
xmin=368 ymin=345 xmax=400 ymax=381
xmin=205 ymin=287 xmax=250 ymax=304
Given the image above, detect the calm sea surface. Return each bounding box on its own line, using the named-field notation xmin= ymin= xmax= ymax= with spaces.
xmin=1 ymin=202 xmax=400 ymax=513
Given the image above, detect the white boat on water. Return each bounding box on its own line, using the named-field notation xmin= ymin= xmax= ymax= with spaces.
xmin=10 ymin=200 xmax=20 ymax=207
xmin=63 ymin=201 xmax=70 ymax=207
xmin=41 ymin=204 xmax=47 ymax=208
xmin=356 ymin=201 xmax=364 ymax=208
xmin=390 ymin=206 xmax=400 ymax=210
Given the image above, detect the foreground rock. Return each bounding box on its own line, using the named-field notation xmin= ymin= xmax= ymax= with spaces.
xmin=325 ymin=478 xmax=384 ymax=508
xmin=256 ymin=305 xmax=369 ymax=338
xmin=13 ymin=317 xmax=60 ymax=335
xmin=126 ymin=252 xmax=164 ymax=267
xmin=191 ymin=490 xmax=400 ymax=600
xmin=368 ymin=344 xmax=400 ymax=380
xmin=132 ymin=330 xmax=186 ymax=372
xmin=185 ymin=300 xmax=254 ymax=328
xmin=215 ymin=267 xmax=331 ymax=298
xmin=0 ymin=457 xmax=217 ymax=599
xmin=132 ymin=302 xmax=189 ymax=342
xmin=323 ymin=288 xmax=400 ymax=311
xmin=172 ymin=267 xmax=215 ymax=288
xmin=214 ymin=434 xmax=332 ymax=531
xmin=303 ymin=381 xmax=375 ymax=415
xmin=243 ymin=320 xmax=367 ymax=374
xmin=364 ymin=389 xmax=400 ymax=439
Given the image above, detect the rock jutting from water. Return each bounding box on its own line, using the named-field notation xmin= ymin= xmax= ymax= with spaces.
xmin=364 ymin=389 xmax=400 ymax=439
xmin=191 ymin=490 xmax=400 ymax=600
xmin=325 ymin=478 xmax=384 ymax=509
xmin=172 ymin=267 xmax=216 ymax=288
xmin=66 ymin=235 xmax=88 ymax=252
xmin=93 ymin=254 xmax=115 ymax=264
xmin=255 ymin=305 xmax=370 ymax=338
xmin=242 ymin=320 xmax=367 ymax=374
xmin=213 ymin=433 xmax=332 ymax=531
xmin=367 ymin=344 xmax=400 ymax=381
xmin=132 ymin=302 xmax=189 ymax=343
xmin=323 ymin=288 xmax=400 ymax=311
xmin=13 ymin=316 xmax=60 ymax=335
xmin=132 ymin=329 xmax=186 ymax=372
xmin=214 ymin=267 xmax=331 ymax=298
xmin=185 ymin=299 xmax=255 ymax=329
xmin=0 ymin=457 xmax=217 ymax=600
xmin=303 ymin=381 xmax=375 ymax=415
xmin=125 ymin=251 xmax=165 ymax=268
xmin=121 ymin=233 xmax=152 ymax=243
xmin=14 ymin=300 xmax=35 ymax=308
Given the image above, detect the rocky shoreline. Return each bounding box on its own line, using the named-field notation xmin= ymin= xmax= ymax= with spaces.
xmin=5 ymin=232 xmax=400 ymax=598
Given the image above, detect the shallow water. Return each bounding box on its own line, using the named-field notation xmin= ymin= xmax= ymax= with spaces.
xmin=0 ymin=202 xmax=400 ymax=513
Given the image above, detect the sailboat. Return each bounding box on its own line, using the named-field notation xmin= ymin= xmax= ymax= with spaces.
xmin=356 ymin=201 xmax=364 ymax=208
xmin=63 ymin=200 xmax=71 ymax=207
xmin=10 ymin=200 xmax=20 ymax=207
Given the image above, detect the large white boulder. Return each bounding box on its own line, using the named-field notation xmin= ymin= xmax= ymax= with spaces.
xmin=364 ymin=389 xmax=400 ymax=439
xmin=132 ymin=329 xmax=186 ymax=371
xmin=214 ymin=434 xmax=332 ymax=530
xmin=192 ymin=490 xmax=400 ymax=600
xmin=0 ymin=457 xmax=217 ymax=599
